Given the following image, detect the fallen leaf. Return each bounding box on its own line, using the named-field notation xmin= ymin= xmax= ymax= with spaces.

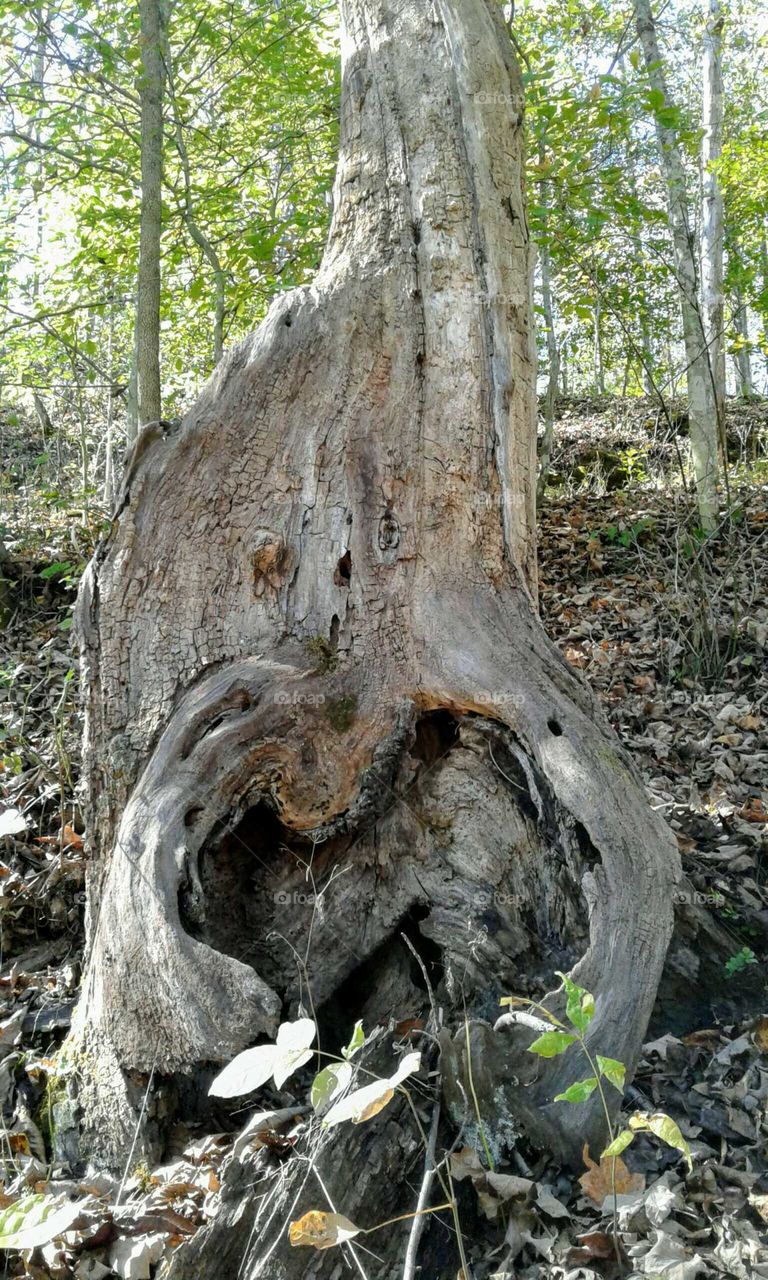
xmin=0 ymin=808 xmax=26 ymax=838
xmin=288 ymin=1210 xmax=361 ymax=1249
xmin=739 ymin=797 xmax=768 ymax=824
xmin=61 ymin=824 xmax=84 ymax=850
xmin=579 ymin=1144 xmax=645 ymax=1206
xmin=749 ymin=1015 xmax=768 ymax=1053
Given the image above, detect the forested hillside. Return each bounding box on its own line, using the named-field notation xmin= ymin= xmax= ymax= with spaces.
xmin=0 ymin=2 xmax=766 ymax=1279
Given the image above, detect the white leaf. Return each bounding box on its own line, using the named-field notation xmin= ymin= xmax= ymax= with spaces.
xmin=208 ymin=1045 xmax=278 ymax=1098
xmin=273 ymin=1018 xmax=317 ymax=1087
xmin=323 ymin=1052 xmax=420 ymax=1127
xmin=0 ymin=808 xmax=26 ymax=838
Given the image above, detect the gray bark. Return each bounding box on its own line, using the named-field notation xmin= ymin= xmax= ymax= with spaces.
xmin=135 ymin=0 xmax=166 ymax=427
xmin=701 ymin=0 xmax=725 ymax=425
xmin=635 ymin=0 xmax=719 ymax=530
xmin=732 ymin=285 xmax=754 ymax=398
xmin=71 ymin=2 xmax=680 ymax=1272
xmin=535 ymin=167 xmax=559 ymax=504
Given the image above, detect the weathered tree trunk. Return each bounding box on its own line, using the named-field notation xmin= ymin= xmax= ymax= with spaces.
xmin=635 ymin=0 xmax=719 ymax=531
xmin=135 ymin=0 xmax=165 ymax=428
xmin=72 ymin=2 xmax=679 ymax=1275
xmin=535 ymin=162 xmax=559 ymax=504
xmin=701 ymin=0 xmax=725 ymax=425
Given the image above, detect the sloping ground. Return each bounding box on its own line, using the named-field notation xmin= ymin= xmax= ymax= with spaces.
xmin=546 ymin=395 xmax=768 ymax=491
xmin=0 ymin=401 xmax=766 ymax=1277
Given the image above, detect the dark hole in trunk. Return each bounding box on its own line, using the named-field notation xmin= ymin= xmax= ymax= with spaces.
xmin=411 ymin=709 xmax=459 ymax=768
xmin=316 ymin=905 xmax=443 ymax=1051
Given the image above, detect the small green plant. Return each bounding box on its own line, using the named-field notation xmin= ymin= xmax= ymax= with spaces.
xmin=617 ymin=446 xmax=648 ymax=486
xmin=502 ymin=973 xmax=692 ymax=1261
xmin=502 ymin=973 xmax=691 ymax=1169
xmin=725 ymin=946 xmax=758 ymax=978
xmin=601 ymin=516 xmax=654 ymax=548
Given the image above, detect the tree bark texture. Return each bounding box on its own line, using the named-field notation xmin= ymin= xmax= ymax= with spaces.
xmin=72 ymin=2 xmax=680 ymax=1267
xmin=135 ymin=0 xmax=166 ymax=428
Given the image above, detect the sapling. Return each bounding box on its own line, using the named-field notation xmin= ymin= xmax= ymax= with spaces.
xmin=501 ymin=972 xmax=692 ymax=1262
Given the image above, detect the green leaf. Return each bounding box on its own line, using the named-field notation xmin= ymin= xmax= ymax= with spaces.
xmin=629 ymin=1112 xmax=692 ymax=1171
xmin=342 ymin=1020 xmax=365 ymax=1060
xmin=0 ymin=1194 xmax=82 ymax=1250
xmin=602 ymin=1129 xmax=635 ymax=1158
xmin=527 ymin=1031 xmax=577 ymax=1058
xmin=554 ymin=1076 xmax=598 ymax=1103
xmin=311 ymin=1061 xmax=353 ymax=1113
xmin=40 ymin=561 xmax=72 ymax=580
xmin=556 ymin=972 xmax=595 ymax=1033
xmin=596 ymin=1055 xmax=626 ymax=1093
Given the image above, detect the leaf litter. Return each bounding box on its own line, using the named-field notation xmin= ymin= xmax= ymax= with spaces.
xmin=0 ymin=405 xmax=766 ymax=1277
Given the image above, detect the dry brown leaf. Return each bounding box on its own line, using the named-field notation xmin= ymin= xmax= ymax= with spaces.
xmin=567 ymin=1230 xmax=618 ymax=1264
xmin=61 ymin=824 xmax=84 ymax=850
xmin=578 ymin=1144 xmax=644 ymax=1206
xmin=749 ymin=1192 xmax=768 ymax=1224
xmin=289 ymin=1210 xmax=361 ymax=1250
xmin=739 ymin=798 xmax=768 ymax=824
xmin=749 ymin=1015 xmax=768 ymax=1053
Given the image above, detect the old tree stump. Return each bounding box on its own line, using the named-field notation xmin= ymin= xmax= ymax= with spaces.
xmin=71 ymin=0 xmax=680 ymax=1274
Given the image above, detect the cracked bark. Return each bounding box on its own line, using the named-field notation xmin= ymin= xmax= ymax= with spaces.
xmin=72 ymin=2 xmax=679 ymax=1274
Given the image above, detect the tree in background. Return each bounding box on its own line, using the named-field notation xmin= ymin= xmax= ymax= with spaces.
xmin=134 ymin=0 xmax=166 ymax=435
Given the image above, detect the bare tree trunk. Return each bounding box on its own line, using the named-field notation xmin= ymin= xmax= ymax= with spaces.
xmin=593 ymin=296 xmax=605 ymax=395
xmin=71 ymin=3 xmax=679 ymax=1274
xmin=103 ymin=299 xmax=116 ymax=507
xmin=732 ymin=284 xmax=754 ymax=398
xmin=136 ymin=0 xmax=165 ymax=427
xmin=536 ymin=168 xmax=560 ymax=504
xmin=635 ymin=0 xmax=719 ymax=530
xmin=701 ymin=0 xmax=725 ymax=424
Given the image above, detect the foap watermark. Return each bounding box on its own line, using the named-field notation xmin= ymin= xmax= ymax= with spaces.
xmin=274 ymin=889 xmax=317 ymax=907
xmin=472 ymin=890 xmax=525 ymax=909
xmin=474 ymin=691 xmax=523 ymax=712
xmin=672 ymin=890 xmax=725 ymax=907
xmin=273 ymin=690 xmax=326 ymax=707
xmin=472 ymin=90 xmax=518 ymax=107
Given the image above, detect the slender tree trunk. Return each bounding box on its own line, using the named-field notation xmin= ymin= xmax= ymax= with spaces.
xmin=593 ymin=296 xmax=605 ymax=395
xmin=701 ymin=0 xmax=725 ymax=424
xmin=732 ymin=284 xmax=754 ymax=398
xmin=71 ymin=4 xmax=679 ymax=1274
xmin=103 ymin=300 xmax=116 ymax=507
xmin=536 ymin=168 xmax=560 ymax=504
xmin=136 ymin=0 xmax=166 ymax=426
xmin=125 ymin=322 xmax=139 ymax=445
xmin=635 ymin=0 xmax=719 ymax=530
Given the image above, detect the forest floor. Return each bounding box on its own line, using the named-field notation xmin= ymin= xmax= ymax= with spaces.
xmin=0 ymin=396 xmax=766 ymax=1278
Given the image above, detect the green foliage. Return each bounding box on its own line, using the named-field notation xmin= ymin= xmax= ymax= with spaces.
xmin=0 ymin=0 xmax=339 ymax=416
xmin=725 ymin=946 xmax=758 ymax=977
xmin=510 ymin=974 xmax=693 ymax=1178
